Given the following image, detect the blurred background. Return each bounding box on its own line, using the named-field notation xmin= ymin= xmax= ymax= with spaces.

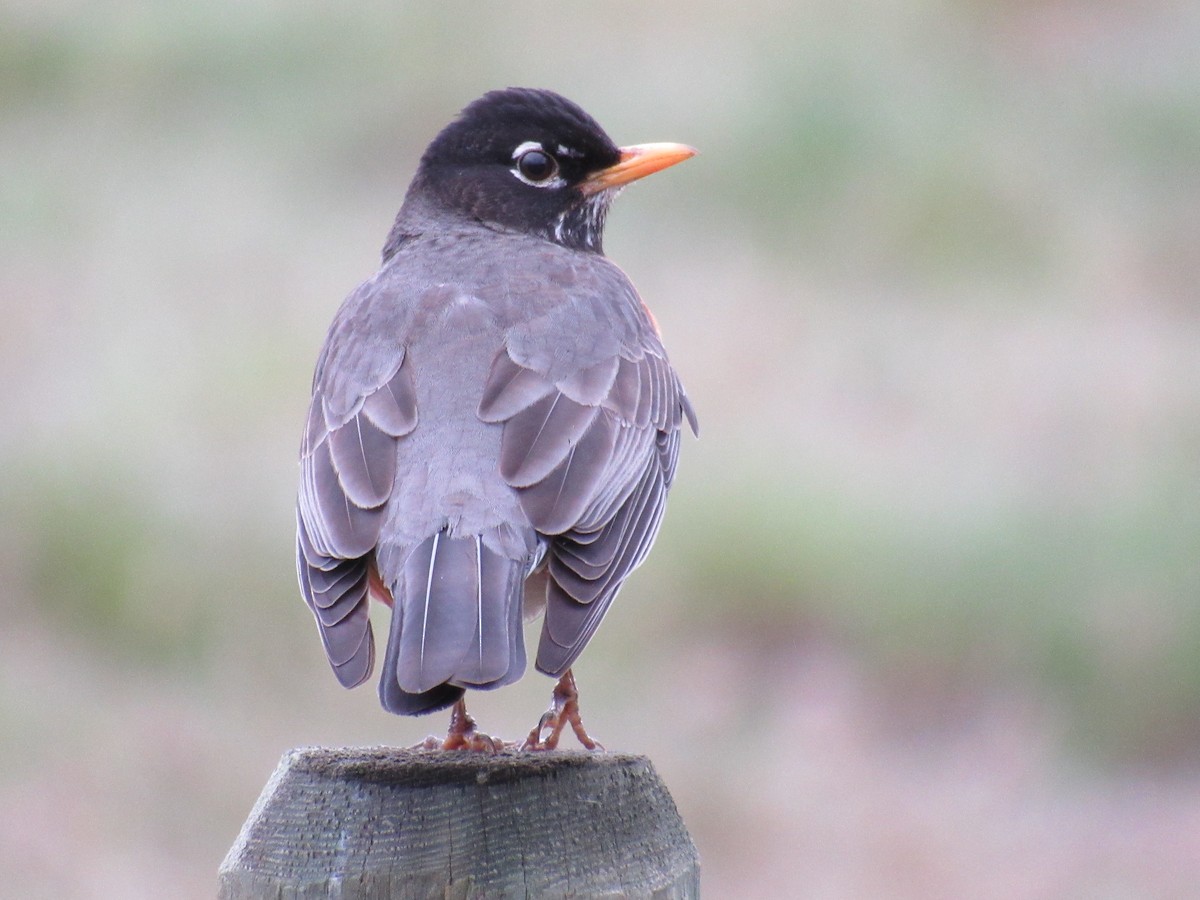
xmin=2 ymin=1 xmax=1199 ymax=896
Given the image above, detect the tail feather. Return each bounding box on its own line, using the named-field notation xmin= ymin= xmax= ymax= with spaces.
xmin=455 ymin=541 xmax=527 ymax=687
xmin=379 ymin=604 xmax=463 ymax=715
xmin=378 ymin=529 xmax=529 ymax=715
xmin=395 ymin=532 xmax=479 ymax=693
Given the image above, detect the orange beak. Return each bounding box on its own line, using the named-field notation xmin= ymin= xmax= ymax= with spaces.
xmin=579 ymin=142 xmax=697 ymax=195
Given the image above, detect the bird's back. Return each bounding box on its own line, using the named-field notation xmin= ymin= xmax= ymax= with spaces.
xmin=299 ymin=223 xmax=688 ymax=715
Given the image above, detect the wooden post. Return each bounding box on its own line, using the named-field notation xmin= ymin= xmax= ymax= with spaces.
xmin=218 ymin=747 xmax=700 ymax=899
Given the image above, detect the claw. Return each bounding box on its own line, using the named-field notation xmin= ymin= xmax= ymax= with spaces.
xmin=521 ymin=669 xmax=604 ymax=751
xmin=412 ymin=698 xmax=506 ymax=752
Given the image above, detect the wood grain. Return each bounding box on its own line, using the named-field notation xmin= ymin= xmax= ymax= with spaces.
xmin=218 ymin=747 xmax=699 ymax=899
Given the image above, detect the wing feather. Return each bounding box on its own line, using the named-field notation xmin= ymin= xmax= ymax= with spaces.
xmin=481 ymin=341 xmax=695 ymax=675
xmin=297 ymin=348 xmax=416 ymax=688
xmin=498 ymin=392 xmax=599 ymax=487
xmin=546 ymin=459 xmax=663 ymax=605
xmin=603 ymin=355 xmax=641 ymax=418
xmin=328 ymin=612 xmax=374 ymax=686
xmin=515 ymin=411 xmax=620 ymax=534
xmin=327 ymin=410 xmax=395 ymax=509
xmin=557 ymin=356 xmax=620 ymax=405
xmin=633 ymin=357 xmax=655 ymax=428
xmin=540 ymin=470 xmax=667 ymax=673
xmin=361 ymin=363 xmax=419 ymax=436
xmin=647 ymin=354 xmax=667 ymax=428
xmin=301 ymin=438 xmax=381 ymax=559
xmin=478 ymin=352 xmax=556 ymax=422
xmin=311 ymin=567 xmax=369 ymax=627
xmin=574 ymin=425 xmax=651 ymax=532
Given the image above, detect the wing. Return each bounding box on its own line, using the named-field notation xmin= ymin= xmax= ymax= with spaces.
xmin=479 ymin=337 xmax=697 ymax=677
xmin=296 ymin=338 xmax=418 ymax=688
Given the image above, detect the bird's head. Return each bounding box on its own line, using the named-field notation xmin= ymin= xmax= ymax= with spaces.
xmin=405 ymin=87 xmax=695 ymax=254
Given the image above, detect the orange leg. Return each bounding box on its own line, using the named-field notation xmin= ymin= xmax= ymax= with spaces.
xmin=413 ymin=698 xmax=503 ymax=752
xmin=521 ymin=670 xmax=604 ymax=751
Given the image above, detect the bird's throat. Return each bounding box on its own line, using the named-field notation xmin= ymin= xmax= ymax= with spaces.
xmin=551 ymin=190 xmax=617 ymax=254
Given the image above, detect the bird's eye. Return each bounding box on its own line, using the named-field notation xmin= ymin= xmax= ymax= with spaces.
xmin=516 ymin=148 xmax=558 ymax=183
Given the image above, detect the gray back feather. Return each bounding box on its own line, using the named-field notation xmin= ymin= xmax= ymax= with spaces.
xmin=297 ymin=224 xmax=696 ymax=712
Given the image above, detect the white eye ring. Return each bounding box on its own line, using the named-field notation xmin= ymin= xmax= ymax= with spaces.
xmin=510 ymin=141 xmax=566 ymax=189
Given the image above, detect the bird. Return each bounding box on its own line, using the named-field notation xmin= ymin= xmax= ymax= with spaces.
xmin=295 ymin=87 xmax=697 ymax=750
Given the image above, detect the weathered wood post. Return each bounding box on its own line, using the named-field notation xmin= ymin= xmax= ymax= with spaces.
xmin=218 ymin=747 xmax=700 ymax=899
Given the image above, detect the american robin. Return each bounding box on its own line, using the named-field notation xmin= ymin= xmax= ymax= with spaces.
xmin=296 ymin=88 xmax=697 ymax=750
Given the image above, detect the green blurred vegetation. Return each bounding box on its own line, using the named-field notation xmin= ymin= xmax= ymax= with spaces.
xmin=3 ymin=1 xmax=1200 ymax=895
xmin=3 ymin=0 xmax=1198 ymax=758
xmin=668 ymin=461 xmax=1200 ymax=760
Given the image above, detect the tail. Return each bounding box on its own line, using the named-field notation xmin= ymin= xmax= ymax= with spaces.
xmin=379 ymin=530 xmax=529 ymax=716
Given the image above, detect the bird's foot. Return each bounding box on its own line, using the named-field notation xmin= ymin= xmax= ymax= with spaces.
xmin=521 ymin=669 xmax=604 ymax=751
xmin=413 ymin=698 xmax=505 ymax=752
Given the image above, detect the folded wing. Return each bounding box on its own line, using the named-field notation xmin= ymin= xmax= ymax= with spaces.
xmin=480 ymin=342 xmax=697 ymax=676
xmin=296 ymin=352 xmax=418 ymax=687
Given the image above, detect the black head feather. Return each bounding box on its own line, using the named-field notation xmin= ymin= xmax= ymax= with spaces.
xmin=398 ymin=88 xmax=624 ymax=254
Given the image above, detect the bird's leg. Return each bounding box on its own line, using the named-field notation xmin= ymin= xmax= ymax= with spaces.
xmin=521 ymin=669 xmax=603 ymax=751
xmin=415 ymin=698 xmax=503 ymax=752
